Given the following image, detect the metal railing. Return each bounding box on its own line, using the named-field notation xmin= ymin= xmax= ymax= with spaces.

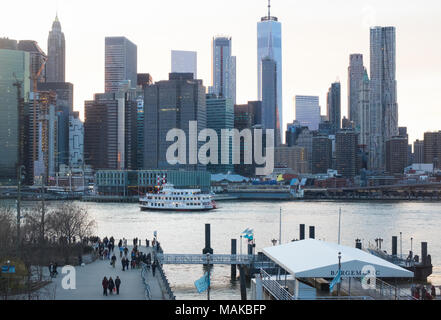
xmin=155 ymin=262 xmax=175 ymax=300
xmin=260 ymin=269 xmax=294 ymax=300
xmin=140 ymin=262 xmax=152 ymax=300
xmin=340 ymin=277 xmax=416 ymax=300
xmin=157 ymin=254 xmax=255 ymax=265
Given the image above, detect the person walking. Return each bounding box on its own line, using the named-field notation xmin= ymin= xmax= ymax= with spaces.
xmin=115 ymin=276 xmax=121 ymax=295
xmin=121 ymin=257 xmax=126 ymax=271
xmin=108 ymin=277 xmax=115 ymax=295
xmin=111 ymin=254 xmax=117 ymax=268
xmin=152 ymin=260 xmax=157 ymax=277
xmin=102 ymin=277 xmax=109 ymax=296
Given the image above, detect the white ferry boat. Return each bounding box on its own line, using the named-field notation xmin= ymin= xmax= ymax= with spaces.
xmin=139 ymin=184 xmax=217 ymax=211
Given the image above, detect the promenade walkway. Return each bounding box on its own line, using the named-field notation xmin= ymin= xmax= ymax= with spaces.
xmin=41 ymin=246 xmax=166 ymax=300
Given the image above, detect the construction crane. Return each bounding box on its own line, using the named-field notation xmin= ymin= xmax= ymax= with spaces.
xmin=31 ymin=56 xmax=48 ymax=168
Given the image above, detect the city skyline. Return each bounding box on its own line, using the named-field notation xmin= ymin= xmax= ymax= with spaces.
xmin=1 ymin=0 xmax=441 ymax=144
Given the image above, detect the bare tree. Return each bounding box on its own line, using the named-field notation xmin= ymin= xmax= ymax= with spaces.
xmin=46 ymin=202 xmax=96 ymax=244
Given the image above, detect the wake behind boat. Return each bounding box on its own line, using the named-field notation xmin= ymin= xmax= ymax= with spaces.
xmin=139 ymin=184 xmax=217 ymax=211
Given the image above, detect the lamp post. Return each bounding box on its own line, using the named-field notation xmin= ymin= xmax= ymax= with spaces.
xmin=206 ymin=253 xmax=211 ymax=301
xmin=400 ymin=232 xmax=403 ymax=260
xmin=16 ymin=165 xmax=25 ymax=254
xmin=337 ymin=252 xmax=342 ymax=296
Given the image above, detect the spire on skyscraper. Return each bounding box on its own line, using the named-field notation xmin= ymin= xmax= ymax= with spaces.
xmin=268 ymin=0 xmax=271 ymax=19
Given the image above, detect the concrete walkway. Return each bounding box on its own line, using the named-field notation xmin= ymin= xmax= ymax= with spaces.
xmin=40 ymin=246 xmax=166 ymax=300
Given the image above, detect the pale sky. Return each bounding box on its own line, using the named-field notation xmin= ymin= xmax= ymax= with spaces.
xmin=1 ymin=0 xmax=441 ymax=144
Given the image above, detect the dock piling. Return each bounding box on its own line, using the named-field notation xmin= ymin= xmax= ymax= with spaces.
xmin=309 ymin=226 xmax=315 ymax=239
xmin=392 ymin=236 xmax=398 ymax=256
xmin=300 ymin=224 xmax=305 ymax=240
xmin=202 ymin=224 xmax=213 ymax=255
xmin=231 ymin=239 xmax=237 ymax=280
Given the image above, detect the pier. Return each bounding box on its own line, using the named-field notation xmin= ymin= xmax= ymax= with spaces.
xmin=34 ymin=245 xmax=171 ymax=300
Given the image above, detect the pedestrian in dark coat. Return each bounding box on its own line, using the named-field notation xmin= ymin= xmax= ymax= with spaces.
xmin=108 ymin=277 xmax=115 ymax=295
xmin=111 ymin=254 xmax=117 ymax=268
xmin=102 ymin=277 xmax=109 ymax=296
xmin=152 ymin=260 xmax=157 ymax=276
xmin=115 ymin=276 xmax=121 ymax=295
xmin=121 ymin=257 xmax=126 ymax=271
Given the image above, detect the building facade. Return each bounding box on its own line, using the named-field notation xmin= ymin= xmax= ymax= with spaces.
xmin=206 ymin=94 xmax=234 ymax=174
xmin=69 ymin=111 xmax=84 ymax=166
xmin=105 ymin=37 xmax=137 ymax=93
xmin=348 ymin=54 xmax=365 ymax=129
xmin=335 ymin=130 xmax=359 ymax=178
xmin=312 ymin=136 xmax=333 ymax=174
xmin=295 ymin=95 xmax=321 ymax=131
xmin=212 ymin=36 xmax=236 ymax=104
xmin=327 ymin=82 xmax=341 ymax=134
xmin=386 ymin=136 xmax=408 ymax=174
xmin=144 ymin=73 xmax=207 ymax=171
xmin=261 ymin=57 xmax=279 ymax=145
xmin=0 ymin=49 xmax=30 ymax=185
xmin=274 ymin=146 xmax=308 ymax=174
xmin=413 ymin=140 xmax=424 ymax=164
xmin=171 ymin=50 xmax=197 ymax=78
xmin=424 ymin=131 xmax=441 ymax=169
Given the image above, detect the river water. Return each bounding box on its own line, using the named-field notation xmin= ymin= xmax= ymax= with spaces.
xmin=5 ymin=199 xmax=441 ymax=300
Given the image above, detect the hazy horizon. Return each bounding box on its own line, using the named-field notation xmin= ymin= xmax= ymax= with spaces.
xmin=1 ymin=0 xmax=441 ymax=144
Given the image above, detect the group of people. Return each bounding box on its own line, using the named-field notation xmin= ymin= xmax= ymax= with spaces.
xmin=411 ymin=284 xmax=438 ymax=300
xmin=102 ymin=276 xmax=121 ymax=296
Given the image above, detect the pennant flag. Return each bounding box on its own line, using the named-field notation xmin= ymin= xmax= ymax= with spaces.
xmin=329 ymin=270 xmax=341 ymax=292
xmin=194 ymin=272 xmax=210 ymax=293
xmin=242 ymin=228 xmax=250 ymax=234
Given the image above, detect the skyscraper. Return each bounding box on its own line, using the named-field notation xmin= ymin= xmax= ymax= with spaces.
xmin=413 ymin=140 xmax=424 ymax=164
xmin=0 ymin=48 xmax=30 ymax=185
xmin=257 ymin=0 xmax=282 ymax=143
xmin=212 ymin=36 xmax=236 ymax=104
xmin=348 ymin=54 xmax=365 ymax=129
xmin=17 ymin=40 xmax=47 ymax=89
xmin=386 ymin=136 xmax=408 ymax=174
xmin=69 ymin=111 xmax=84 ymax=166
xmin=37 ymin=82 xmax=74 ymax=167
xmin=171 ymin=50 xmax=197 ymax=78
xmin=47 ymin=14 xmax=65 ymax=83
xmin=312 ymin=136 xmax=333 ymax=174
xmin=261 ymin=57 xmax=279 ymax=145
xmin=206 ymin=94 xmax=234 ymax=174
xmin=336 ymin=130 xmax=359 ymax=178
xmin=423 ymin=131 xmax=441 ymax=169
xmin=327 ymin=82 xmax=341 ymax=134
xmin=359 ymin=70 xmax=370 ymax=147
xmin=105 ymin=37 xmax=137 ymax=93
xmin=144 ymin=73 xmax=206 ymax=171
xmin=295 ymin=95 xmax=321 ymax=131
xmin=370 ymin=26 xmax=398 ymax=170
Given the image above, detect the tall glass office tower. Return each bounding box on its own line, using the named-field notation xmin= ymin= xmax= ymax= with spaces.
xmin=105 ymin=37 xmax=137 ymax=93
xmin=212 ymin=36 xmax=236 ymax=104
xmin=257 ymin=0 xmax=282 ymax=144
xmin=369 ymin=26 xmax=398 ymax=170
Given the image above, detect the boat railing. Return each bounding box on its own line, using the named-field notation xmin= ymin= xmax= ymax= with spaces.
xmin=340 ymin=276 xmax=416 ymax=300
xmin=260 ymin=268 xmax=294 ymax=300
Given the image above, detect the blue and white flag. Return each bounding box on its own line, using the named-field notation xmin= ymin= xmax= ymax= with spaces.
xmin=242 ymin=228 xmax=253 ymax=235
xmin=194 ymin=272 xmax=210 ymax=293
xmin=329 ymin=270 xmax=341 ymax=292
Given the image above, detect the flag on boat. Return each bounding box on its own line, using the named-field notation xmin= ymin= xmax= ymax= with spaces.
xmin=194 ymin=272 xmax=210 ymax=293
xmin=329 ymin=270 xmax=341 ymax=292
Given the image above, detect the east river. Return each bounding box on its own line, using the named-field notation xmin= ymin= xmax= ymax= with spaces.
xmin=5 ymin=199 xmax=441 ymax=300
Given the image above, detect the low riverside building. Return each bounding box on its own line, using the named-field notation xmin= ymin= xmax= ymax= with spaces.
xmin=95 ymin=170 xmax=211 ymax=196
